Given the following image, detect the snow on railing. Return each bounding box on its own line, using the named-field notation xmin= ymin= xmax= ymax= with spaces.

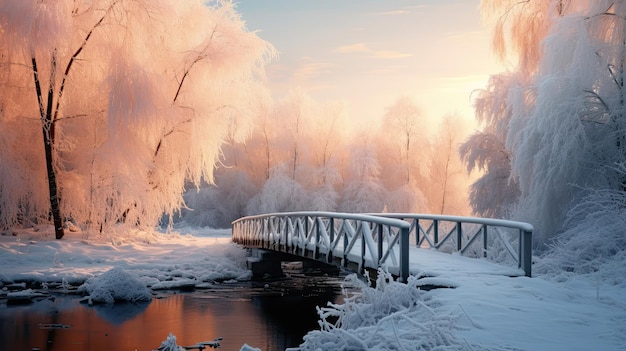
xmin=231 ymin=212 xmax=412 ymax=282
xmin=371 ymin=213 xmax=533 ymax=277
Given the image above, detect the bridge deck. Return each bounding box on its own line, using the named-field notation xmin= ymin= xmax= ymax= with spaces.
xmin=406 ymin=248 xmax=524 ymax=278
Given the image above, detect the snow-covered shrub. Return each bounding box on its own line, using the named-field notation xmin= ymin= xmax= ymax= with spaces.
xmin=79 ymin=267 xmax=152 ymax=304
xmin=293 ymin=271 xmax=468 ymax=350
xmin=535 ymin=187 xmax=626 ymax=285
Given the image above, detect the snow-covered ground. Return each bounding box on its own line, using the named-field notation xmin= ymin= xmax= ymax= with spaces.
xmin=1 ymin=225 xmax=625 ymax=350
xmin=292 ymin=261 xmax=626 ymax=351
xmin=0 ymin=225 xmax=250 ymax=289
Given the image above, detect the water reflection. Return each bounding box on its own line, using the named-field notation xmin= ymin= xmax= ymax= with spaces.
xmin=0 ymin=278 xmax=343 ymax=351
xmin=91 ymin=302 xmax=150 ymax=325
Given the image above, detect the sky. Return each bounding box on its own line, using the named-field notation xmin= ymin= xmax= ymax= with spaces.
xmin=235 ymin=0 xmax=505 ymax=126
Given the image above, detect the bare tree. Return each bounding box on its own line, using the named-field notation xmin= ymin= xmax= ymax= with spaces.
xmin=428 ymin=114 xmax=471 ymax=215
xmin=383 ymin=96 xmax=423 ymax=186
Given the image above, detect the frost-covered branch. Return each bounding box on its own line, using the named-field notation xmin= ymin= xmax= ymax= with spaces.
xmin=173 ymin=26 xmax=218 ymax=104
xmin=53 ymin=1 xmax=119 ymax=123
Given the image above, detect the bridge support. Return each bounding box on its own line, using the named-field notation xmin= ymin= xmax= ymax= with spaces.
xmin=247 ymin=248 xmax=340 ymax=280
xmin=247 ymin=249 xmax=285 ymax=280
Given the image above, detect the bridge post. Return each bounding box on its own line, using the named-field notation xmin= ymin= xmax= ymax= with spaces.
xmin=263 ymin=218 xmax=270 ymax=249
xmin=304 ymin=216 xmax=309 ymax=256
xmin=279 ymin=217 xmax=287 ymax=252
xmin=414 ymin=218 xmax=420 ymax=247
xmin=328 ymin=218 xmax=334 ymax=264
xmin=400 ymin=226 xmax=409 ymax=283
xmin=314 ymin=217 xmax=319 ymax=260
xmin=377 ymin=224 xmax=383 ymax=265
xmin=359 ymin=221 xmax=366 ymax=275
xmin=520 ymin=229 xmax=532 ymax=277
xmin=482 ymin=225 xmax=488 ymax=258
xmin=456 ymin=222 xmax=462 ymax=251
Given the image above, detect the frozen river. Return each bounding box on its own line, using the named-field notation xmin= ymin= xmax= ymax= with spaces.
xmin=0 ymin=274 xmax=344 ymax=351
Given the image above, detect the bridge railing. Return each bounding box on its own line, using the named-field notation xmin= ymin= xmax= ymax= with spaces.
xmin=370 ymin=213 xmax=533 ymax=277
xmin=232 ymin=211 xmax=412 ymax=282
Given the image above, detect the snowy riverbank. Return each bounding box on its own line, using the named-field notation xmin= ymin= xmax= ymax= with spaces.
xmin=1 ymin=225 xmax=626 ymax=350
xmin=0 ymin=225 xmax=249 ymax=290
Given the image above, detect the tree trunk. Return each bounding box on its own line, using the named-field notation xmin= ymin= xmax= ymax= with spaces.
xmin=439 ymin=139 xmax=452 ymax=215
xmin=32 ymin=56 xmax=65 ymax=239
xmin=43 ymin=127 xmax=65 ymax=239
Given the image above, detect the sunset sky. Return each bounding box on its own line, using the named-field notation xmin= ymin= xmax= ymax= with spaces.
xmin=235 ymin=0 xmax=506 ymax=128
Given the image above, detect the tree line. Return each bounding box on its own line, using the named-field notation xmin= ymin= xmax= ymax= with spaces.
xmin=180 ymin=91 xmax=473 ymax=229
xmin=0 ymin=0 xmax=473 ymax=238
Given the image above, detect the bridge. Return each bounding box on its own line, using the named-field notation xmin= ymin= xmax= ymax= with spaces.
xmin=231 ymin=212 xmax=533 ymax=283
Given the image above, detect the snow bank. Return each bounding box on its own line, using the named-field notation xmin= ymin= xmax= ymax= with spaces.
xmin=294 ymin=265 xmax=626 ymax=351
xmin=79 ymin=267 xmax=152 ymax=304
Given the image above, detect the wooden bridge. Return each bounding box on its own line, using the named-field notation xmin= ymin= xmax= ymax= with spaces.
xmin=231 ymin=212 xmax=533 ymax=282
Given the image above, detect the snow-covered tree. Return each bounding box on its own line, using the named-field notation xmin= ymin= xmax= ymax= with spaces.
xmin=460 ymin=74 xmax=523 ymax=218
xmin=382 ymin=96 xmax=425 ymax=186
xmin=339 ymin=141 xmax=386 ymax=213
xmin=383 ymin=183 xmax=427 ymax=213
xmin=197 ymin=89 xmax=346 ymax=220
xmin=428 ymin=114 xmax=471 ymax=215
xmin=273 ymin=90 xmax=315 ymax=183
xmin=469 ymin=0 xmax=626 ymax=248
xmin=0 ymin=0 xmax=273 ymax=237
xmin=246 ymin=164 xmax=310 ymax=215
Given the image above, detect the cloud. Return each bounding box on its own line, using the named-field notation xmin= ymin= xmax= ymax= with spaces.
xmin=375 ymin=5 xmax=428 ymax=16
xmin=292 ymin=60 xmax=334 ymax=82
xmin=440 ymin=74 xmax=490 ymax=83
xmin=371 ymin=50 xmax=412 ymax=59
xmin=445 ymin=30 xmax=483 ymax=40
xmin=335 ymin=43 xmax=412 ymax=59
xmin=403 ymin=5 xmax=429 ymax=11
xmin=366 ymin=66 xmax=403 ymax=75
xmin=334 ymin=43 xmax=370 ymax=53
xmin=377 ymin=10 xmax=409 ymax=16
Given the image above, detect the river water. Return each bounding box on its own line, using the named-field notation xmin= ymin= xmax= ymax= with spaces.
xmin=0 ymin=274 xmax=345 ymax=351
